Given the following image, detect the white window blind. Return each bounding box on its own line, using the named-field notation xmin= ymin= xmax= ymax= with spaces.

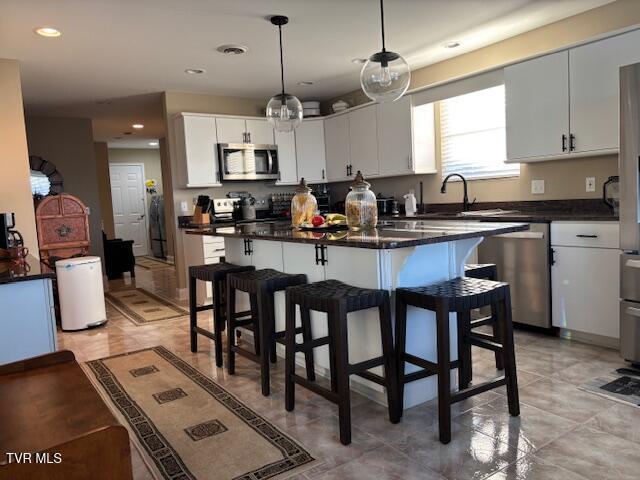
xmin=440 ymin=85 xmax=518 ymax=180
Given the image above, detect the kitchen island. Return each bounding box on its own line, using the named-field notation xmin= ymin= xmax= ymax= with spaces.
xmin=187 ymin=219 xmax=528 ymax=408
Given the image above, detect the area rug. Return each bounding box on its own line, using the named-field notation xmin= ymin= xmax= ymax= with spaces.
xmin=85 ymin=346 xmax=317 ymax=480
xmin=137 ymin=256 xmax=175 ymax=270
xmin=580 ymin=367 xmax=640 ymax=407
xmin=105 ymin=288 xmax=189 ymax=326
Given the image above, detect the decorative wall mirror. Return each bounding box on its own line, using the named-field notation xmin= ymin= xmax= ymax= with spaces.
xmin=29 ymin=155 xmax=64 ymax=198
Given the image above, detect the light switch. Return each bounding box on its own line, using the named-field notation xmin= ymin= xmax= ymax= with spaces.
xmin=586 ymin=177 xmax=596 ymax=192
xmin=531 ymin=179 xmax=545 ymax=195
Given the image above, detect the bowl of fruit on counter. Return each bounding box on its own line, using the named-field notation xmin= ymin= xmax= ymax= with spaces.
xmin=297 ymin=213 xmax=348 ymax=231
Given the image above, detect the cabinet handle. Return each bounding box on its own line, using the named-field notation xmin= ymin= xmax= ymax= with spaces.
xmin=322 ymin=169 xmax=325 ymax=180
xmin=314 ymin=244 xmax=327 ymax=265
xmin=248 ymin=132 xmax=252 ymax=143
xmin=569 ymin=134 xmax=576 ymax=151
xmin=242 ymin=132 xmax=246 ymax=143
xmin=278 ymin=170 xmax=281 ymax=181
xmin=408 ymin=155 xmax=413 ymax=170
xmin=576 ymin=234 xmax=598 ymax=238
xmin=625 ymin=259 xmax=640 ymax=269
xmin=562 ymin=134 xmax=567 ymax=152
xmin=346 ymin=165 xmax=350 ymax=176
xmin=626 ymin=306 xmax=640 ymax=318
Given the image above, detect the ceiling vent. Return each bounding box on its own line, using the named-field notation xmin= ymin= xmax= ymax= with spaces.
xmin=216 ymin=44 xmax=249 ymax=55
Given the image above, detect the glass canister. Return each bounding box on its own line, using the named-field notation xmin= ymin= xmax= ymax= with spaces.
xmin=345 ymin=171 xmax=378 ymax=230
xmin=290 ymin=178 xmax=318 ymax=228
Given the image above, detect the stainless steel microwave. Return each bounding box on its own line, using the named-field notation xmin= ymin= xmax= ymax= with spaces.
xmin=218 ymin=143 xmax=279 ymax=181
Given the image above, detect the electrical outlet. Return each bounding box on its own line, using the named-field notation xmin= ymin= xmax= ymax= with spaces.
xmin=586 ymin=176 xmax=596 ymax=192
xmin=531 ymin=179 xmax=545 ymax=195
xmin=180 ymin=201 xmax=189 ymax=214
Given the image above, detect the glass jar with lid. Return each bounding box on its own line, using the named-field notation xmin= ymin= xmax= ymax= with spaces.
xmin=345 ymin=171 xmax=378 ymax=230
xmin=290 ymin=178 xmax=317 ymax=228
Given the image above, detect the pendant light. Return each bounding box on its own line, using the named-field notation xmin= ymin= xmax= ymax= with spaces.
xmin=266 ymin=15 xmax=303 ymax=132
xmin=360 ymin=0 xmax=410 ymax=103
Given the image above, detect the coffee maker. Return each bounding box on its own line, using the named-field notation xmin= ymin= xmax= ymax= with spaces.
xmin=1 ymin=213 xmax=23 ymax=249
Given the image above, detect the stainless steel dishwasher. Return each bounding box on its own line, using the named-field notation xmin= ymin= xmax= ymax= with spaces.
xmin=478 ymin=222 xmax=551 ymax=328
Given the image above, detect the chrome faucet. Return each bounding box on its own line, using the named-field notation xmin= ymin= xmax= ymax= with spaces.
xmin=440 ymin=173 xmax=476 ymax=212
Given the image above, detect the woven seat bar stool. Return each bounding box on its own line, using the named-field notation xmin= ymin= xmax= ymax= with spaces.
xmin=464 ymin=263 xmax=503 ymax=370
xmin=284 ymin=280 xmax=400 ymax=446
xmin=226 ymin=268 xmax=310 ymax=396
xmin=189 ymin=263 xmax=255 ymax=367
xmin=396 ymin=276 xmax=519 ymax=444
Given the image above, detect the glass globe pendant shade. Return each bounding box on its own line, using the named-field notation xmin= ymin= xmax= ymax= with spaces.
xmin=360 ymin=50 xmax=410 ymax=103
xmin=266 ymin=93 xmax=303 ymax=133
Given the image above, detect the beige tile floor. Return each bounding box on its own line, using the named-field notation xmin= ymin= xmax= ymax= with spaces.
xmin=58 ymin=265 xmax=640 ymax=480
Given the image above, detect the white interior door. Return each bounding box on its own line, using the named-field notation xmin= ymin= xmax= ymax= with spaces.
xmin=109 ymin=163 xmax=149 ymax=256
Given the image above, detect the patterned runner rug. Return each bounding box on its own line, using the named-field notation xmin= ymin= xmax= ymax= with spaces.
xmin=85 ymin=346 xmax=316 ymax=480
xmin=105 ymin=288 xmax=189 ymax=326
xmin=137 ymin=256 xmax=175 ymax=270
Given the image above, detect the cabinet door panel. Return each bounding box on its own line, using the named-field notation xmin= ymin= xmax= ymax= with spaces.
xmin=377 ymin=96 xmax=412 ymax=176
xmin=295 ymin=119 xmax=326 ymax=183
xmin=349 ymin=105 xmax=379 ymax=176
xmin=505 ymin=51 xmax=569 ymax=160
xmin=551 ymin=246 xmax=620 ymax=339
xmin=569 ymin=29 xmax=640 ymax=153
xmin=216 ymin=117 xmax=246 ymax=144
xmin=324 ymin=114 xmax=350 ymax=181
xmin=180 ymin=115 xmax=219 ymax=187
xmin=274 ymin=130 xmax=297 ymax=184
xmin=245 ymin=119 xmax=275 ymax=145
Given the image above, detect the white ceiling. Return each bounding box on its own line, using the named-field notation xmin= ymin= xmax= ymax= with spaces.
xmin=1 ymin=0 xmax=614 ymax=142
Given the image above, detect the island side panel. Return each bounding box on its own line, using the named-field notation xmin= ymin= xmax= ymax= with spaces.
xmin=385 ymin=237 xmax=482 ymax=408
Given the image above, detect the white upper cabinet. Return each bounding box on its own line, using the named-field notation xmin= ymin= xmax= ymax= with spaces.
xmin=569 ymin=29 xmax=640 ymax=154
xmin=173 ymin=113 xmax=221 ymax=188
xmin=245 ymin=119 xmax=275 ymax=145
xmin=324 ymin=113 xmax=351 ymax=182
xmin=505 ymin=51 xmax=570 ymax=161
xmin=274 ymin=130 xmax=297 ymax=185
xmin=348 ymin=105 xmax=379 ymax=177
xmin=216 ymin=117 xmax=275 ymax=144
xmin=377 ymin=97 xmax=436 ymax=176
xmin=295 ymin=119 xmax=327 ymax=183
xmin=215 ymin=117 xmax=246 ymax=144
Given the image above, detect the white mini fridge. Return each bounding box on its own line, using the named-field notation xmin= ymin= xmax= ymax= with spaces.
xmin=56 ymin=256 xmax=107 ymax=331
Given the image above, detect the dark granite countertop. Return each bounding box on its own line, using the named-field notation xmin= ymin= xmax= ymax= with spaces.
xmin=0 ymin=255 xmax=56 ymax=285
xmin=396 ymin=199 xmax=618 ymax=223
xmin=186 ymin=219 xmax=529 ymax=249
xmin=389 ymin=211 xmax=617 ymax=223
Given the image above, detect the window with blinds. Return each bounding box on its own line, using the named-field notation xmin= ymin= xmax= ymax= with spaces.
xmin=439 ymin=84 xmax=519 ymax=180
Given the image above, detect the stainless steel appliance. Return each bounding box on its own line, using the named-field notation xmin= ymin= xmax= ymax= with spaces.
xmin=241 ymin=195 xmax=256 ymax=220
xmin=478 ymin=223 xmax=551 ymax=328
xmin=376 ymin=196 xmax=395 ymax=215
xmin=619 ymin=62 xmax=640 ymax=363
xmin=0 ymin=213 xmax=23 ymax=250
xmin=218 ymin=143 xmax=279 ymax=181
xmin=211 ymin=198 xmax=240 ymax=222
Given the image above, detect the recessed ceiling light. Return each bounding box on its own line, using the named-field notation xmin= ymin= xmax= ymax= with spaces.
xmin=185 ymin=68 xmax=205 ymax=74
xmin=443 ymin=41 xmax=461 ymax=49
xmin=34 ymin=27 xmax=61 ymax=37
xmin=216 ymin=44 xmax=249 ymax=55
xmin=351 ymin=58 xmax=367 ymax=64
xmin=297 ymin=81 xmax=315 ymax=86
xmin=148 ymin=141 xmax=159 ymax=146
xmin=123 ymin=131 xmax=133 ymax=135
xmin=132 ymin=124 xmax=144 ymax=129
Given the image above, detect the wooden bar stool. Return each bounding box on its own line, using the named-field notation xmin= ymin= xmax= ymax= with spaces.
xmin=226 ymin=269 xmax=310 ymax=396
xmin=464 ymin=263 xmax=503 ymax=370
xmin=189 ymin=263 xmax=255 ymax=367
xmin=395 ymin=276 xmax=519 ymax=444
xmin=284 ymin=280 xmax=400 ymax=446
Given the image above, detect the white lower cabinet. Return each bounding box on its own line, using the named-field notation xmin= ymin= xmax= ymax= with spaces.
xmin=551 ymin=222 xmax=620 ymax=341
xmin=182 ymin=232 xmax=225 ymax=304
